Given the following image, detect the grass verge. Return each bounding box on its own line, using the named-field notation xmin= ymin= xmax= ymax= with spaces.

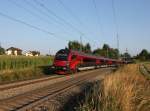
xmin=76 ymin=64 xmax=150 ymax=111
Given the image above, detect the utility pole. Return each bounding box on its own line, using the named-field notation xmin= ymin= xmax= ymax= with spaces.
xmin=49 ymin=49 xmax=51 ymax=56
xmin=80 ymin=35 xmax=82 ymax=52
xmin=117 ymin=33 xmax=120 ymax=59
xmin=125 ymin=48 xmax=128 ymax=61
xmin=107 ymin=48 xmax=109 ymax=58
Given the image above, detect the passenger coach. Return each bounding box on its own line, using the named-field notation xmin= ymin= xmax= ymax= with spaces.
xmin=52 ymin=49 xmax=122 ymax=74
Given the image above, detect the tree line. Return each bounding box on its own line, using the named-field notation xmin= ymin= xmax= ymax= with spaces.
xmin=135 ymin=49 xmax=150 ymax=61
xmin=1 ymin=41 xmax=149 ymax=61
xmin=0 ymin=46 xmax=5 ymax=55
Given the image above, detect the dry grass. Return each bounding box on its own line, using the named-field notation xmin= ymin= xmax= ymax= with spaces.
xmin=76 ymin=64 xmax=150 ymax=111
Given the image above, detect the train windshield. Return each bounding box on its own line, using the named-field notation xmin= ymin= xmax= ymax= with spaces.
xmin=55 ymin=49 xmax=69 ymax=61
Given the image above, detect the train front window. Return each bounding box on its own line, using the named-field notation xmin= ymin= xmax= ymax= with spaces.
xmin=55 ymin=49 xmax=69 ymax=61
xmin=55 ymin=53 xmax=68 ymax=61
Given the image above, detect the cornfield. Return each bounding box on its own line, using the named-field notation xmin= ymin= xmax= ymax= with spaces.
xmin=0 ymin=55 xmax=53 ymax=71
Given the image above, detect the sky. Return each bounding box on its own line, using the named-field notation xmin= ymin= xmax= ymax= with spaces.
xmin=0 ymin=0 xmax=150 ymax=55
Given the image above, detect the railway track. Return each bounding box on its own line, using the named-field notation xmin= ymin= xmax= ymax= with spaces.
xmin=0 ymin=75 xmax=64 ymax=91
xmin=0 ymin=68 xmax=112 ymax=111
xmin=139 ymin=64 xmax=150 ymax=79
xmin=0 ymin=74 xmax=67 ymax=100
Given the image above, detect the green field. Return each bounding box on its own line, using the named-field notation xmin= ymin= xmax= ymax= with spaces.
xmin=0 ymin=55 xmax=53 ymax=71
xmin=0 ymin=55 xmax=54 ymax=83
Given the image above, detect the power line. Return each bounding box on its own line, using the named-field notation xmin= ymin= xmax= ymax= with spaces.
xmin=8 ymin=0 xmax=52 ymax=25
xmin=112 ymin=0 xmax=119 ymax=34
xmin=24 ymin=0 xmax=86 ymax=43
xmin=23 ymin=0 xmax=65 ymax=27
xmin=92 ymin=0 xmax=104 ymax=37
xmin=7 ymin=0 xmax=100 ymax=49
xmin=8 ymin=0 xmax=74 ymax=40
xmin=34 ymin=0 xmax=101 ymax=48
xmin=112 ymin=0 xmax=120 ymax=58
xmin=34 ymin=0 xmax=100 ymax=49
xmin=57 ymin=0 xmax=100 ymax=47
xmin=33 ymin=0 xmax=83 ymax=35
xmin=0 ymin=11 xmax=69 ymax=41
xmin=57 ymin=0 xmax=83 ymax=26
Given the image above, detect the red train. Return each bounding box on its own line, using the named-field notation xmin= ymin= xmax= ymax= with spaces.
xmin=52 ymin=49 xmax=123 ymax=74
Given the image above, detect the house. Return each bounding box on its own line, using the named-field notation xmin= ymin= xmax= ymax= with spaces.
xmin=6 ymin=47 xmax=22 ymax=56
xmin=25 ymin=51 xmax=40 ymax=56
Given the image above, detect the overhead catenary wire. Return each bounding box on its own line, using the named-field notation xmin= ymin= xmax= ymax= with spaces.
xmin=112 ymin=0 xmax=120 ymax=58
xmin=0 ymin=11 xmax=69 ymax=41
xmin=23 ymin=0 xmax=66 ymax=27
xmin=3 ymin=0 xmax=100 ymax=49
xmin=112 ymin=0 xmax=119 ymax=34
xmin=24 ymin=0 xmax=91 ymax=45
xmin=33 ymin=0 xmax=83 ymax=35
xmin=8 ymin=0 xmax=53 ymax=25
xmin=57 ymin=0 xmax=100 ymax=47
xmin=57 ymin=0 xmax=83 ymax=26
xmin=34 ymin=0 xmax=101 ymax=49
xmin=8 ymin=0 xmax=75 ymax=40
xmin=92 ymin=0 xmax=104 ymax=36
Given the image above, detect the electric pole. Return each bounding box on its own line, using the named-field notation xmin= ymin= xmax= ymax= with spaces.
xmin=80 ymin=34 xmax=83 ymax=52
xmin=117 ymin=33 xmax=120 ymax=59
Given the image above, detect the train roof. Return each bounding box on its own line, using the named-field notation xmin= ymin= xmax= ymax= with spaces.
xmin=70 ymin=49 xmax=121 ymax=61
xmin=57 ymin=49 xmax=122 ymax=62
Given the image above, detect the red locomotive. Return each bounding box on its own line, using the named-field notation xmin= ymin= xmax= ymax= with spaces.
xmin=52 ymin=48 xmax=123 ymax=74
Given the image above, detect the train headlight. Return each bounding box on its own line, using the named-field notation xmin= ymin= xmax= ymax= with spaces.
xmin=51 ymin=66 xmax=55 ymax=69
xmin=63 ymin=67 xmax=67 ymax=70
xmin=66 ymin=62 xmax=70 ymax=66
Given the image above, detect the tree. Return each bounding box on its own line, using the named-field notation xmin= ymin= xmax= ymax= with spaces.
xmin=93 ymin=48 xmax=103 ymax=56
xmin=31 ymin=51 xmax=40 ymax=56
xmin=84 ymin=43 xmax=91 ymax=53
xmin=138 ymin=49 xmax=149 ymax=61
xmin=68 ymin=41 xmax=82 ymax=51
xmin=68 ymin=41 xmax=91 ymax=53
xmin=93 ymin=44 xmax=119 ymax=59
xmin=121 ymin=52 xmax=132 ymax=61
xmin=0 ymin=46 xmax=5 ymax=55
xmin=108 ymin=49 xmax=119 ymax=59
xmin=148 ymin=53 xmax=150 ymax=60
xmin=123 ymin=52 xmax=131 ymax=58
xmin=102 ymin=44 xmax=110 ymax=50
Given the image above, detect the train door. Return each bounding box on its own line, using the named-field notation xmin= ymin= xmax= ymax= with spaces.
xmin=70 ymin=54 xmax=78 ymax=71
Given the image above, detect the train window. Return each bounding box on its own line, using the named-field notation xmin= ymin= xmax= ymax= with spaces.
xmin=55 ymin=49 xmax=70 ymax=61
xmin=83 ymin=58 xmax=96 ymax=62
xmin=55 ymin=53 xmax=68 ymax=61
xmin=71 ymin=55 xmax=77 ymax=60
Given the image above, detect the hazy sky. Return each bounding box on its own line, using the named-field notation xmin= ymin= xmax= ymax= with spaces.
xmin=0 ymin=0 xmax=150 ymax=55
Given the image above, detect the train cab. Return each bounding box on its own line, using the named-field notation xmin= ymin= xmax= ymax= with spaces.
xmin=52 ymin=49 xmax=71 ymax=74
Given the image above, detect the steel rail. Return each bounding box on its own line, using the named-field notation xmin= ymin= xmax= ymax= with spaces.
xmin=0 ymin=75 xmax=64 ymax=91
xmin=139 ymin=64 xmax=150 ymax=79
